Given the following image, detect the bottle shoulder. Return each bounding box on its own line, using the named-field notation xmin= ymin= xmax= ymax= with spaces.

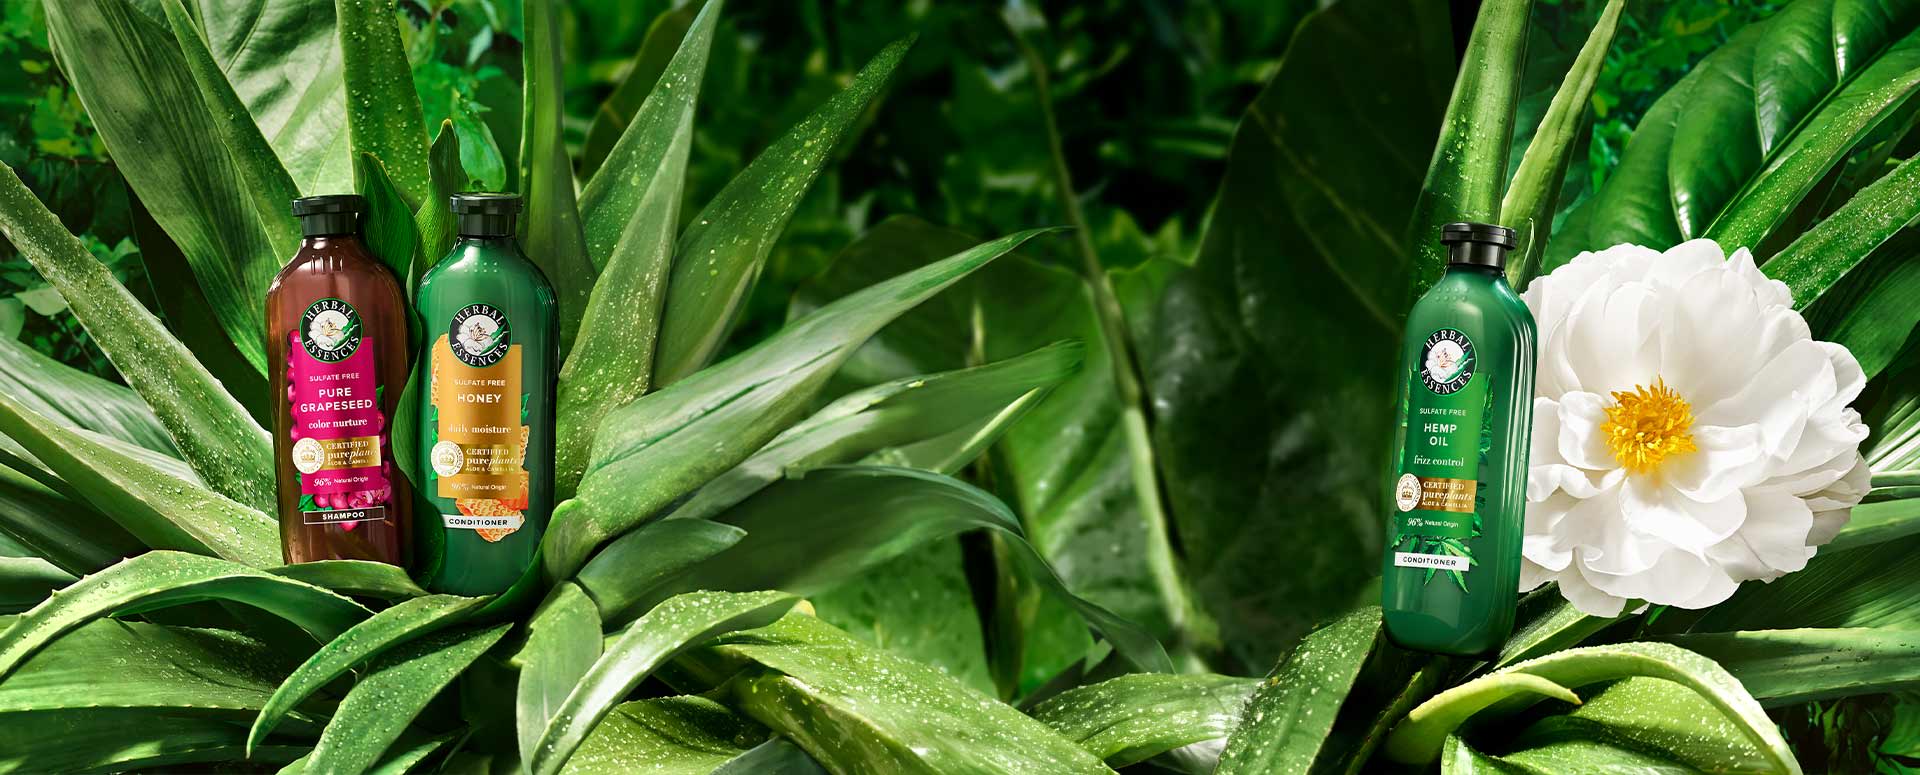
xmin=1408 ymin=272 xmax=1535 ymax=331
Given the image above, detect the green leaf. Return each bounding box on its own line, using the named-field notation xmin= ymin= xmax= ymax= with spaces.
xmin=721 ymin=617 xmax=1113 ymax=774
xmin=270 ymin=560 xmax=430 ymax=602
xmin=0 ymin=334 xmax=173 ymax=455
xmin=564 ymin=696 xmax=773 ymax=775
xmin=1215 ymin=608 xmax=1384 ymax=774
xmin=0 ymin=551 xmax=369 ymax=682
xmin=561 ymin=0 xmax=721 ymax=496
xmin=1382 ymin=642 xmax=1795 ymax=771
xmin=793 ymin=219 xmax=1187 ymax=659
xmin=1547 ymin=1 xmax=1920 ymax=268
xmin=41 ymin=0 xmax=279 ymax=375
xmin=0 ymin=393 xmax=278 ymax=567
xmin=416 ymin=121 xmax=465 ymax=275
xmin=1149 ymin=0 xmax=1450 ymax=671
xmin=1710 ymin=26 xmax=1920 ymax=253
xmin=156 ymin=0 xmax=304 ymax=257
xmin=809 ymin=540 xmax=994 ymax=696
xmin=306 ymin=624 xmax=511 ymax=774
xmin=1663 ymin=628 xmax=1920 ymax=706
xmin=670 ymin=342 xmax=1083 ymax=522
xmin=1826 ymin=493 xmax=1920 ymax=552
xmin=665 ymin=466 xmax=1171 ymax=674
xmin=527 ymin=590 xmax=797 ymax=775
xmin=519 ymin=0 xmax=594 ymax=355
xmin=547 ymin=228 xmax=1052 ymax=579
xmin=0 ymin=464 xmax=142 ymax=575
xmin=711 ymin=738 xmax=828 ymax=775
xmin=1407 ymin=0 xmax=1531 ymax=292
xmin=0 ymin=557 xmax=71 ymax=614
xmin=578 ymin=3 xmax=701 ymax=180
xmin=130 ymin=199 xmax=272 ymax=425
xmin=355 ymin=152 xmax=425 ymax=290
xmin=1495 ymin=591 xmax=1620 ymax=668
xmin=650 ymin=38 xmax=913 ymax=386
xmin=1031 ymin=673 xmax=1257 ymax=768
xmin=196 ymin=0 xmax=353 ymax=194
xmin=517 ymin=582 xmax=602 ymax=768
xmin=574 ymin=518 xmax=745 ymax=627
xmin=1764 ymin=153 xmax=1920 ymax=309
xmin=1445 ymin=677 xmax=1790 ymax=774
xmin=1501 ymin=0 xmax=1623 ymax=285
xmin=0 ymin=160 xmax=275 ymax=513
xmin=335 ymin=0 xmax=432 ymax=205
xmin=1805 ymin=228 xmax=1920 ymax=379
xmin=249 ymin=594 xmax=491 ymax=752
xmin=1685 ymin=534 xmax=1920 ymax=632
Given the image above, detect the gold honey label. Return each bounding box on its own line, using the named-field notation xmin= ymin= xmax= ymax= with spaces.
xmin=429 ymin=332 xmax=529 ymax=503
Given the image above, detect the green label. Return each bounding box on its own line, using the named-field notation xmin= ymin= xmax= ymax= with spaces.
xmin=1390 ymin=328 xmax=1493 ymax=585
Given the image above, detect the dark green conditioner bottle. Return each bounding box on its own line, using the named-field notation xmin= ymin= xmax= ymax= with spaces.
xmin=1382 ymin=222 xmax=1536 ymax=657
xmin=415 ymin=193 xmax=557 ymax=595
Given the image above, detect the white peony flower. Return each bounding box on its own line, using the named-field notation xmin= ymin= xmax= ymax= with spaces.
xmin=1518 ymin=239 xmax=1871 ymax=617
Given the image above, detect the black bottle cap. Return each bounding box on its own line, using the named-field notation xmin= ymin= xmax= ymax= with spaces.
xmin=291 ymin=194 xmax=365 ymax=237
xmin=451 ymin=193 xmax=522 ymax=238
xmin=1439 ymin=222 xmax=1516 ymax=269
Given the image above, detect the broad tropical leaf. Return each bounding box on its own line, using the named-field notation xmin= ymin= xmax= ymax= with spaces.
xmin=565 ymin=696 xmax=776 ymax=775
xmin=335 ymin=0 xmax=432 ymax=204
xmin=519 ymin=0 xmax=595 ymax=354
xmin=516 ymin=582 xmax=602 ymax=767
xmin=1215 ymin=608 xmax=1387 ymax=774
xmin=547 ymin=228 xmax=1053 ymax=579
xmin=304 ymin=624 xmax=510 ymax=773
xmin=0 ymin=162 xmax=274 ymax=513
xmin=574 ymin=519 xmax=745 ymax=627
xmin=1664 ymin=628 xmax=1920 ymax=706
xmin=1030 ymin=673 xmax=1257 ymax=769
xmin=650 ymin=38 xmax=913 ymax=386
xmin=195 ymin=0 xmax=353 ymax=194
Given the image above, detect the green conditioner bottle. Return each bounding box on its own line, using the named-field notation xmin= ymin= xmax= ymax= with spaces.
xmin=1382 ymin=222 xmax=1536 ymax=657
xmin=415 ymin=193 xmax=557 ymax=595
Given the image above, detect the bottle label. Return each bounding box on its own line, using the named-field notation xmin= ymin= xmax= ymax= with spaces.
xmin=1391 ymin=328 xmax=1492 ymax=585
xmin=428 ymin=303 xmax=530 ymax=542
xmin=287 ymin=298 xmax=392 ymax=528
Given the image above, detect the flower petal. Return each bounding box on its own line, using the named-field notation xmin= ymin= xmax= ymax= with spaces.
xmin=1663 ymin=423 xmax=1766 ymax=502
xmin=1621 ymin=475 xmax=1746 ymax=554
xmin=1705 ymin=488 xmax=1816 ymax=580
xmin=1556 ymin=391 xmax=1617 ymax=471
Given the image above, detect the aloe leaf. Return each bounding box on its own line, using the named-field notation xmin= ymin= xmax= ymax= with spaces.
xmin=249 ymin=594 xmax=491 ymax=752
xmin=516 ymin=0 xmax=595 ymax=356
xmin=1764 ymin=153 xmax=1920 ymax=309
xmin=0 ymin=335 xmax=173 ymax=455
xmin=664 ymin=466 xmax=1171 ymax=674
xmin=670 ymin=342 xmax=1083 ymax=522
xmin=417 ymin=121 xmax=465 ymax=278
xmin=0 ymin=558 xmax=71 ymax=614
xmin=0 ymin=551 xmax=369 ymax=682
xmin=1710 ymin=27 xmax=1920 ymax=252
xmin=270 ymin=560 xmax=430 ymax=602
xmin=0 ymin=709 xmax=305 ymax=773
xmin=515 ymin=582 xmax=601 ymax=767
xmin=41 ymin=0 xmax=279 ymax=374
xmin=0 ymin=464 xmax=142 ymax=575
xmin=0 ymin=158 xmax=274 ymax=513
xmin=1214 ymin=608 xmax=1385 ymax=774
xmin=0 ymin=394 xmax=278 ymax=566
xmin=1663 ymin=628 xmax=1920 ymax=706
xmin=1150 ymin=0 xmax=1449 ymax=671
xmin=196 ymin=0 xmax=352 ymax=194
xmin=574 ymin=518 xmax=745 ymax=627
xmin=566 ymin=696 xmax=776 ymax=774
xmin=1030 ymin=673 xmax=1256 ymax=768
xmin=130 ymin=199 xmax=273 ymax=422
xmin=354 ymin=152 xmax=426 ymax=288
xmin=650 ymin=38 xmax=913 ymax=386
xmin=156 ymin=0 xmax=304 ymax=256
xmin=283 ymin=731 xmax=462 ymax=775
xmin=1407 ymin=0 xmax=1531 ymax=291
xmin=579 ymin=3 xmax=702 ymax=179
xmin=1547 ymin=1 xmax=1920 ymax=268
xmin=527 ymin=590 xmax=796 ymax=775
xmin=547 ymin=228 xmax=1051 ymax=579
xmin=559 ymin=0 xmax=721 ymax=496
xmin=720 ymin=618 xmax=1112 ymax=774
xmin=1502 ymin=0 xmax=1623 ymax=285
xmin=1495 ymin=591 xmax=1620 ymax=668
xmin=1383 ymin=642 xmax=1796 ymax=771
xmin=711 ymin=738 xmax=828 ymax=775
xmin=1445 ymin=676 xmax=1789 ymax=773
xmin=306 ymin=624 xmax=511 ymax=774
xmin=335 ymin=0 xmax=432 ymax=205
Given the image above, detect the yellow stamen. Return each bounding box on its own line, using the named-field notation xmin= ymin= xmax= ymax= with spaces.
xmin=1601 ymin=378 xmax=1697 ymax=474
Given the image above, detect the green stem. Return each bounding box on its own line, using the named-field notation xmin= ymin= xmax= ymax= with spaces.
xmin=1007 ymin=23 xmax=1192 ymax=639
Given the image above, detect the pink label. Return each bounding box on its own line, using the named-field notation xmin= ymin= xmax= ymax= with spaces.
xmin=287 ymin=303 xmax=392 ymax=528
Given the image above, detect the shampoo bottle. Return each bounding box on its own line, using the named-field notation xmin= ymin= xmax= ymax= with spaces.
xmin=266 ymin=195 xmax=412 ymax=565
xmin=415 ymin=193 xmax=557 ymax=595
xmin=1382 ymin=222 xmax=1536 ymax=657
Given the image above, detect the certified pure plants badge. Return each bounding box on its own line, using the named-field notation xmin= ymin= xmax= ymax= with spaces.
xmin=301 ymin=298 xmax=361 ymax=363
xmin=1420 ymin=328 xmax=1475 ymax=394
xmin=450 ymin=304 xmax=511 ymax=367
